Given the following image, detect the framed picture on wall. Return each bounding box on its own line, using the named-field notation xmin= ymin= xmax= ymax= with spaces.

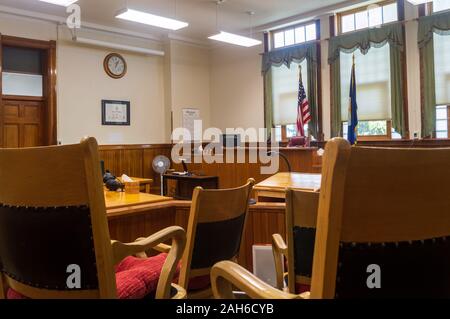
xmin=101 ymin=100 xmax=130 ymax=126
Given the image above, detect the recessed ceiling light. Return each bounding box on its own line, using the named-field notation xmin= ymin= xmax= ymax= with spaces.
xmin=115 ymin=8 xmax=188 ymax=31
xmin=39 ymin=0 xmax=78 ymax=7
xmin=406 ymin=0 xmax=432 ymax=5
xmin=208 ymin=31 xmax=262 ymax=47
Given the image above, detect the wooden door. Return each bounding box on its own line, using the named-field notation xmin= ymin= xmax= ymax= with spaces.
xmin=0 ymin=35 xmax=57 ymax=148
xmin=2 ymin=97 xmax=44 ymax=148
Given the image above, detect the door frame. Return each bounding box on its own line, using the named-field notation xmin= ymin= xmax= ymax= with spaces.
xmin=0 ymin=35 xmax=57 ymax=147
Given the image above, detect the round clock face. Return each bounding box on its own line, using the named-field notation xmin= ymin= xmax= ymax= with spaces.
xmin=104 ymin=53 xmax=127 ymax=79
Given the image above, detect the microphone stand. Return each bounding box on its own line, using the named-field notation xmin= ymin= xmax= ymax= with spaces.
xmin=267 ymin=151 xmax=292 ymax=173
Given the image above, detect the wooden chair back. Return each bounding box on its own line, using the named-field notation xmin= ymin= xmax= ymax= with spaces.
xmin=178 ymin=179 xmax=255 ymax=292
xmin=0 ymin=137 xmax=116 ymax=299
xmin=285 ymin=189 xmax=319 ymax=293
xmin=311 ymin=138 xmax=450 ymax=298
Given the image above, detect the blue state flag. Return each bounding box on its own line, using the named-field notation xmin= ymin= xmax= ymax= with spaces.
xmin=347 ymin=55 xmax=358 ymax=145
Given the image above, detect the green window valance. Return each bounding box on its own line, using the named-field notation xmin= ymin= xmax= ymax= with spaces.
xmin=261 ymin=43 xmax=317 ymax=75
xmin=328 ymin=23 xmax=404 ymax=64
xmin=418 ymin=11 xmax=450 ymax=138
xmin=329 ymin=23 xmax=407 ymax=138
xmin=262 ymin=43 xmax=319 ymax=139
xmin=418 ymin=10 xmax=450 ymax=49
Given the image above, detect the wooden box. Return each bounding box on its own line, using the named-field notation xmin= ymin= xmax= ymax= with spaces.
xmin=124 ymin=181 xmax=140 ymax=194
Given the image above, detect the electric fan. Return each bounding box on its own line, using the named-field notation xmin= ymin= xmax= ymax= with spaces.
xmin=152 ymin=155 xmax=171 ymax=196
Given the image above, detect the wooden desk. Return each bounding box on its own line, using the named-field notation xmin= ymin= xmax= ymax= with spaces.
xmin=117 ymin=177 xmax=153 ymax=193
xmin=162 ymin=174 xmax=219 ymax=200
xmin=254 ymin=172 xmax=321 ymax=202
xmin=105 ymin=191 xmax=171 ymax=217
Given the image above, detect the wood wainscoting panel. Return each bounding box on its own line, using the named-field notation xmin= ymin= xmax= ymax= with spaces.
xmin=99 ymin=144 xmax=322 ymax=196
xmin=99 ymin=144 xmax=172 ymax=195
xmin=241 ymin=203 xmax=287 ymax=271
xmin=108 ymin=206 xmax=177 ymax=244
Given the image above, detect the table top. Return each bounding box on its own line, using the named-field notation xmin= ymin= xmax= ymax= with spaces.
xmin=117 ymin=177 xmax=153 ymax=184
xmin=163 ymin=173 xmax=218 ymax=180
xmin=254 ymin=172 xmax=321 ymax=192
xmin=104 ymin=191 xmax=171 ymax=210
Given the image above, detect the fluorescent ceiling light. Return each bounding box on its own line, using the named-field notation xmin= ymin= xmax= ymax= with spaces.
xmin=406 ymin=0 xmax=432 ymax=5
xmin=115 ymin=8 xmax=188 ymax=31
xmin=39 ymin=0 xmax=78 ymax=6
xmin=208 ymin=31 xmax=262 ymax=47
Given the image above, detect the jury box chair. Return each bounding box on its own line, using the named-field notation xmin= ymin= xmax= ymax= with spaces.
xmin=272 ymin=189 xmax=319 ymax=294
xmin=211 ymin=138 xmax=450 ymax=299
xmin=156 ymin=179 xmax=255 ymax=298
xmin=0 ymin=137 xmax=186 ymax=299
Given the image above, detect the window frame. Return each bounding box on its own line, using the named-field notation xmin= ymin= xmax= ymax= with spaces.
xmin=342 ymin=120 xmax=393 ymax=141
xmin=270 ymin=20 xmax=319 ymax=51
xmin=265 ymin=19 xmax=323 ymax=141
xmin=435 ymin=105 xmax=450 ymax=139
xmin=275 ymin=123 xmax=312 ymax=143
xmin=336 ymin=0 xmax=398 ymax=35
xmin=429 ymin=1 xmax=450 ymax=14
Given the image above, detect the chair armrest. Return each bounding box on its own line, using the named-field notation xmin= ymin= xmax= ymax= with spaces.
xmin=211 ymin=261 xmax=308 ymax=300
xmin=272 ymin=234 xmax=288 ymax=290
xmin=111 ymin=226 xmax=186 ymax=299
xmin=131 ymin=240 xmax=172 ymax=255
xmin=154 ymin=243 xmax=172 ymax=254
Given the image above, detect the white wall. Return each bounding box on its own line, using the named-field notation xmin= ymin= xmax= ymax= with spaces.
xmin=168 ymin=40 xmax=211 ymax=134
xmin=57 ymin=40 xmax=166 ymax=145
xmin=405 ymin=1 xmax=422 ymax=138
xmin=210 ymin=44 xmax=264 ymax=134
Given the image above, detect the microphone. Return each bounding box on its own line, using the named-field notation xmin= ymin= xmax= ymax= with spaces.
xmin=267 ymin=151 xmax=292 ymax=173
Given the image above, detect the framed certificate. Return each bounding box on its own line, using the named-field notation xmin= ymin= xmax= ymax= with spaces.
xmin=101 ymin=100 xmax=130 ymax=126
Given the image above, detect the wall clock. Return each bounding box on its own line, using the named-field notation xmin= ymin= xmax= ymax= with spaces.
xmin=104 ymin=53 xmax=127 ymax=79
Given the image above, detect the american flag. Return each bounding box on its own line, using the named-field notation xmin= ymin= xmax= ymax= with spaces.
xmin=297 ymin=66 xmax=311 ymax=137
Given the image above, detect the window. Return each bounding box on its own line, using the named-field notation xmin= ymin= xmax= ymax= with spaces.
xmin=433 ymin=0 xmax=450 ymax=13
xmin=339 ymin=1 xmax=398 ymax=34
xmin=434 ymin=33 xmax=450 ymax=108
xmin=272 ymin=22 xmax=318 ymax=49
xmin=340 ymin=45 xmax=393 ymax=139
xmin=271 ymin=60 xmax=309 ymax=142
xmin=275 ymin=124 xmax=309 ymax=142
xmin=2 ymin=46 xmax=44 ymax=97
xmin=436 ymin=106 xmax=449 ymax=138
xmin=343 ymin=121 xmax=400 ymax=140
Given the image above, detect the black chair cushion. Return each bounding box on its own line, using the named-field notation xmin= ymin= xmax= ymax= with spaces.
xmin=293 ymin=226 xmax=316 ymax=278
xmin=0 ymin=204 xmax=98 ymax=290
xmin=191 ymin=213 xmax=246 ymax=269
xmin=336 ymin=237 xmax=450 ymax=298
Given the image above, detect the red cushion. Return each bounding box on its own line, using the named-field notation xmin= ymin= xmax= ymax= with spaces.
xmin=7 ymin=253 xmax=178 ymax=299
xmin=295 ymin=283 xmax=310 ymax=294
xmin=188 ymin=275 xmax=211 ymax=291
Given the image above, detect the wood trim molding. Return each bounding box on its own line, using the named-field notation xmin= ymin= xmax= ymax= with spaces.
xmin=0 ymin=33 xmax=3 ymax=148
xmin=98 ymin=144 xmax=173 ymax=151
xmin=46 ymin=40 xmax=57 ymax=145
xmin=313 ymin=139 xmax=450 ymax=148
xmin=1 ymin=35 xmax=54 ymax=50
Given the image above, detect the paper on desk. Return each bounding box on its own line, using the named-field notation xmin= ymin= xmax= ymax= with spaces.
xmin=121 ymin=174 xmax=133 ymax=182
